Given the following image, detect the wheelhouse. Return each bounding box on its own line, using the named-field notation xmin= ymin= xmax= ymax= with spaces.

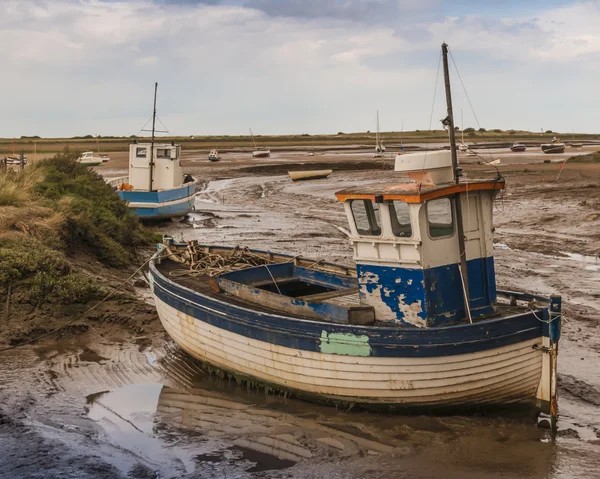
xmin=335 ymin=158 xmax=505 ymax=328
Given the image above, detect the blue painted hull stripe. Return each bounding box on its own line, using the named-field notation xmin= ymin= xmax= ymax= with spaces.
xmin=135 ymin=196 xmax=195 ymax=218
xmin=150 ymin=262 xmax=548 ymax=358
xmin=119 ymin=182 xmax=196 ymax=204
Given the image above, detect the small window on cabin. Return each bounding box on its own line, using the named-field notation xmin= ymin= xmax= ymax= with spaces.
xmin=156 ymin=149 xmax=170 ymax=158
xmin=350 ymin=200 xmax=381 ymax=236
xmin=136 ymin=147 xmax=147 ymax=158
xmin=427 ymin=198 xmax=454 ymax=238
xmin=389 ymin=201 xmax=412 ymax=238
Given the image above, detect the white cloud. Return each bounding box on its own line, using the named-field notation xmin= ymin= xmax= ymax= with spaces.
xmin=0 ymin=0 xmax=599 ymax=137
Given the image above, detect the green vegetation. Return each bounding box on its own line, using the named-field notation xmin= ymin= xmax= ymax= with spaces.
xmin=0 ymin=149 xmax=154 ymax=304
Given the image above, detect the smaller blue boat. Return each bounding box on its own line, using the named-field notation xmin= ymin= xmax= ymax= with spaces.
xmin=108 ymin=83 xmax=196 ymax=220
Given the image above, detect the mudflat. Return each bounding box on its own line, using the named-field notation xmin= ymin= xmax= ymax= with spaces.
xmin=1 ymin=147 xmax=599 ymax=478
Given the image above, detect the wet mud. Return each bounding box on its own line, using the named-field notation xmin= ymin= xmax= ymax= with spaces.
xmin=2 ymin=149 xmax=600 ymax=477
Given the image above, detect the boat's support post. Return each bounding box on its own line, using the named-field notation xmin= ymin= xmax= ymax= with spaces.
xmin=549 ymin=295 xmax=562 ymax=437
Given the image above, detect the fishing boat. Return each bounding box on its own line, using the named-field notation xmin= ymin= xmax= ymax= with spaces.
xmin=250 ymin=128 xmax=270 ymax=158
xmin=77 ymin=151 xmax=104 ymax=166
xmin=288 ymin=169 xmax=332 ymax=181
xmin=541 ymin=138 xmax=565 ymax=154
xmin=373 ymin=111 xmax=386 ymax=158
xmin=108 ymin=83 xmax=196 ymax=220
xmin=208 ymin=149 xmax=220 ymax=162
xmin=510 ymin=142 xmax=527 ymax=152
xmin=148 ymin=44 xmax=561 ymax=420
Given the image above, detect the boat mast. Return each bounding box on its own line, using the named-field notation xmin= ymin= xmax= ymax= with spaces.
xmin=441 ymin=42 xmax=471 ymax=322
xmin=149 ymin=82 xmax=158 ymax=192
xmin=376 ymin=111 xmax=380 ymax=150
xmin=249 ymin=128 xmax=258 ymax=150
xmin=461 ymin=108 xmax=464 ymax=146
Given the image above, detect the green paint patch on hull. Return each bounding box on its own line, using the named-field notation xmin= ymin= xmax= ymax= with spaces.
xmin=320 ymin=331 xmax=371 ymax=356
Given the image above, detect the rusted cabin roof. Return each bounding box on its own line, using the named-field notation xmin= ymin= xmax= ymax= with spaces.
xmin=335 ymin=179 xmax=505 ymax=204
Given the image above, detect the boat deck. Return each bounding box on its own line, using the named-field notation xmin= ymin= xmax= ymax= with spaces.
xmin=155 ymin=259 xmax=535 ymax=328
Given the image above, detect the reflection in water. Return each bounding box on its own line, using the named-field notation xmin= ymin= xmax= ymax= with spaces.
xmin=77 ymin=345 xmax=600 ymax=477
xmin=86 ymin=373 xmax=559 ymax=478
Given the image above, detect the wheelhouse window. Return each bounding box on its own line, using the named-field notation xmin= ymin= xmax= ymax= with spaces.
xmin=427 ymin=198 xmax=454 ymax=238
xmin=350 ymin=199 xmax=381 ymax=236
xmin=156 ymin=148 xmax=170 ymax=158
xmin=389 ymin=200 xmax=412 ymax=238
xmin=136 ymin=147 xmax=147 ymax=158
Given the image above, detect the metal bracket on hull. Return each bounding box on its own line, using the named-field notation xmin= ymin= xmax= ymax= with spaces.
xmin=532 ymin=344 xmax=551 ymax=354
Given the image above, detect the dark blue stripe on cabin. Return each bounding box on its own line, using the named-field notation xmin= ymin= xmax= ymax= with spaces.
xmin=118 ymin=182 xmax=196 ymax=204
xmin=357 ymin=257 xmax=496 ymax=327
xmin=150 ymin=261 xmax=549 ymax=358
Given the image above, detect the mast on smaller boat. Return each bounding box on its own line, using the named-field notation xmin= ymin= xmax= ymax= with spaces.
xmin=376 ymin=111 xmax=380 ymax=151
xmin=441 ymin=42 xmax=471 ymax=322
xmin=249 ymin=128 xmax=258 ymax=150
xmin=149 ymin=82 xmax=158 ymax=192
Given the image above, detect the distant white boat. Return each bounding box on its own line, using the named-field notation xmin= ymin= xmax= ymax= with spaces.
xmin=77 ymin=151 xmax=103 ymax=166
xmin=208 ymin=149 xmax=220 ymax=162
xmin=250 ymin=128 xmax=270 ymax=158
xmin=373 ymin=110 xmax=385 ymax=158
xmin=5 ymin=155 xmax=27 ymax=165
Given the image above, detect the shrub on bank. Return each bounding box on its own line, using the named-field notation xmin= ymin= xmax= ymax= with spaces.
xmin=34 ymin=150 xmax=153 ymax=267
xmin=0 ymin=149 xmax=154 ymax=304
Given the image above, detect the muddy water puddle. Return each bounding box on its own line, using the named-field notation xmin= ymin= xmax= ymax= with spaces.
xmin=3 ymin=338 xmax=599 ymax=478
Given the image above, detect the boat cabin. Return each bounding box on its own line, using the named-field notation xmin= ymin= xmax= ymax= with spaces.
xmin=335 ymin=151 xmax=505 ymax=328
xmin=128 ymin=142 xmax=183 ymax=191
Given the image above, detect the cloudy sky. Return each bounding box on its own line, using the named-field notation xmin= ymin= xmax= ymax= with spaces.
xmin=1 ymin=0 xmax=599 ymax=137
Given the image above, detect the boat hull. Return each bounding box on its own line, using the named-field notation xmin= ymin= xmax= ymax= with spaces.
xmin=118 ymin=180 xmax=196 ymax=219
xmin=288 ymin=170 xmax=332 ymax=181
xmin=252 ymin=150 xmax=271 ymax=158
xmin=149 ymin=256 xmax=556 ymax=412
xmin=541 ymin=144 xmax=565 ymax=154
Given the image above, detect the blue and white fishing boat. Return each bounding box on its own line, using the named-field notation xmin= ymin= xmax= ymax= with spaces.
xmin=108 ymin=83 xmax=196 ymax=220
xmin=148 ymin=44 xmax=561 ymax=422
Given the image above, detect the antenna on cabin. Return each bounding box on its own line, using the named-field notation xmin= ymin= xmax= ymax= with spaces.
xmin=441 ymin=42 xmax=472 ymax=323
xmin=148 ymin=82 xmax=158 ymax=192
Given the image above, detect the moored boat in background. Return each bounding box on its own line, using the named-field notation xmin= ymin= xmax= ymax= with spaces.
xmin=541 ymin=137 xmax=565 ymax=154
xmin=108 ymin=83 xmax=196 ymax=220
xmin=510 ymin=142 xmax=527 ymax=152
xmin=373 ymin=110 xmax=386 ymax=158
xmin=208 ymin=149 xmax=221 ymax=162
xmin=250 ymin=128 xmax=271 ymax=158
xmin=77 ymin=151 xmax=103 ymax=166
xmin=288 ymin=169 xmax=332 ymax=181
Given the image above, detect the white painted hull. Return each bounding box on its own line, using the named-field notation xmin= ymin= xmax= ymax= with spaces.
xmin=154 ymin=295 xmax=543 ymax=408
xmin=252 ymin=150 xmax=271 ymax=158
xmin=78 ymin=159 xmax=103 ymax=166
